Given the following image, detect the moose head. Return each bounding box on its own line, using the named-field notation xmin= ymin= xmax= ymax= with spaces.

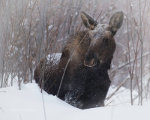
xmin=81 ymin=11 xmax=124 ymax=67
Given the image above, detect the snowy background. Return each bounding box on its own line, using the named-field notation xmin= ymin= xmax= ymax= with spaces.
xmin=1 ymin=0 xmax=150 ymax=119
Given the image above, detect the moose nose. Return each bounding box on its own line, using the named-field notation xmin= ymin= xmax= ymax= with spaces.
xmin=84 ymin=58 xmax=97 ymax=67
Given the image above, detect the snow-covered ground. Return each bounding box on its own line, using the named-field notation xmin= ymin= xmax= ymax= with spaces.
xmin=0 ymin=82 xmax=150 ymax=120
xmin=0 ymin=53 xmax=150 ymax=120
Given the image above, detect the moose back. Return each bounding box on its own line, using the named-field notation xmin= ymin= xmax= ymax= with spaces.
xmin=34 ymin=11 xmax=124 ymax=109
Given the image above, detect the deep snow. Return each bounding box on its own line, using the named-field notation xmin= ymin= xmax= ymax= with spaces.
xmin=0 ymin=83 xmax=150 ymax=120
xmin=1 ymin=53 xmax=150 ymax=120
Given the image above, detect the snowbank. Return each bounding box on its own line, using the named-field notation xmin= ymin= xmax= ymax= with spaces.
xmin=0 ymin=83 xmax=150 ymax=120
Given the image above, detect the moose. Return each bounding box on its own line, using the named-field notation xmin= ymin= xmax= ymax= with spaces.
xmin=34 ymin=11 xmax=124 ymax=109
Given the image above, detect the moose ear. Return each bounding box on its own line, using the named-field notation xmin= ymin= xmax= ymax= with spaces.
xmin=81 ymin=12 xmax=98 ymax=30
xmin=109 ymin=11 xmax=124 ymax=35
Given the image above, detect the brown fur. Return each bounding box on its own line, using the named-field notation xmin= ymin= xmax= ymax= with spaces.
xmin=34 ymin=11 xmax=123 ymax=109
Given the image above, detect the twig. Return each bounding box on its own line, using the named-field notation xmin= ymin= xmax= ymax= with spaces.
xmin=106 ymin=78 xmax=128 ymax=101
xmin=56 ymin=10 xmax=103 ymax=97
xmin=111 ymin=52 xmax=150 ymax=72
xmin=57 ymin=32 xmax=89 ymax=97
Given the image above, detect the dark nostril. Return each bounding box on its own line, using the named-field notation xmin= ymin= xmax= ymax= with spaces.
xmin=84 ymin=59 xmax=97 ymax=67
xmin=84 ymin=51 xmax=98 ymax=67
